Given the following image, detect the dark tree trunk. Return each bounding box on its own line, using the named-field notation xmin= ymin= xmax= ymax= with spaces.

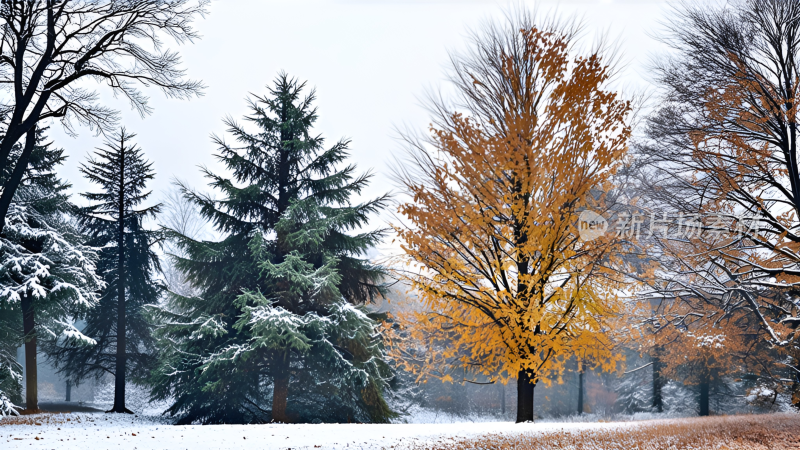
xmin=110 ymin=140 xmax=130 ymax=414
xmin=21 ymin=293 xmax=38 ymax=412
xmin=513 ymin=217 xmax=535 ymax=424
xmin=272 ymin=376 xmax=289 ymax=422
xmin=578 ymin=369 xmax=584 ymax=415
xmin=516 ymin=369 xmax=535 ymax=423
xmin=0 ymin=126 xmax=37 ymax=234
xmin=272 ymin=357 xmax=290 ymax=423
xmin=699 ymin=375 xmax=710 ymax=416
xmin=652 ymin=353 xmax=663 ymax=413
xmin=272 ymin=374 xmax=289 ymax=423
xmin=65 ymin=381 xmax=71 ymax=402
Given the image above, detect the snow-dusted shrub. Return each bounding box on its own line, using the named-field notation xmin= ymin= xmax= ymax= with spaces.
xmin=0 ymin=391 xmax=18 ymax=416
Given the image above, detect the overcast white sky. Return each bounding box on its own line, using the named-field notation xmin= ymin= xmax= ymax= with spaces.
xmin=49 ymin=0 xmax=675 ymax=214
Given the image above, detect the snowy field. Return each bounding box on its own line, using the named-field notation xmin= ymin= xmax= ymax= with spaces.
xmin=4 ymin=411 xmax=800 ymax=450
xmin=0 ymin=412 xmax=634 ymax=450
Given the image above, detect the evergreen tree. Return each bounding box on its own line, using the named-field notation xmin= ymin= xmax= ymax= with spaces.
xmin=150 ymin=73 xmax=393 ymax=424
xmin=614 ymin=364 xmax=655 ymax=414
xmin=0 ymin=129 xmax=102 ymax=412
xmin=50 ymin=129 xmax=162 ymax=414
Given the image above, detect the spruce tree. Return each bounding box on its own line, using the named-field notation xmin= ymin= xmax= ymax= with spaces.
xmin=51 ymin=129 xmax=161 ymax=414
xmin=150 ymin=73 xmax=393 ymax=424
xmin=0 ymin=129 xmax=102 ymax=412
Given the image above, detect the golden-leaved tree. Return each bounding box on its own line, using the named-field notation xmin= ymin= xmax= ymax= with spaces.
xmin=390 ymin=13 xmax=632 ymax=423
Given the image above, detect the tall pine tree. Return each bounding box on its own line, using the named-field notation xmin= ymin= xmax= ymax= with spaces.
xmin=150 ymin=73 xmax=393 ymax=424
xmin=0 ymin=129 xmax=102 ymax=412
xmin=51 ymin=129 xmax=161 ymax=414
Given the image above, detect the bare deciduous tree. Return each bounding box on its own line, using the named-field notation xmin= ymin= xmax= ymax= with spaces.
xmin=636 ymin=0 xmax=800 ymax=404
xmin=159 ymin=182 xmax=208 ymax=297
xmin=0 ymin=0 xmax=207 ymax=231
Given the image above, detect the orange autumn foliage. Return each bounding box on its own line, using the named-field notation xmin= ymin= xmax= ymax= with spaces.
xmin=391 ymin=25 xmax=633 ymax=389
xmin=653 ymin=299 xmax=749 ymax=384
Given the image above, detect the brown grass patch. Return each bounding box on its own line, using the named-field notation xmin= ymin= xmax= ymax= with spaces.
xmin=413 ymin=414 xmax=800 ymax=450
xmin=0 ymin=412 xmax=83 ymax=426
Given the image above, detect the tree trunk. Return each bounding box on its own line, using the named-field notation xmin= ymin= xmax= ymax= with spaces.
xmin=793 ymin=357 xmax=800 ymax=410
xmin=699 ymin=375 xmax=710 ymax=416
xmin=110 ymin=140 xmax=129 ymax=414
xmin=516 ymin=369 xmax=535 ymax=423
xmin=272 ymin=356 xmax=291 ymax=423
xmin=577 ymin=369 xmax=584 ymax=415
xmin=0 ymin=126 xmax=36 ymax=234
xmin=652 ymin=354 xmax=663 ymax=413
xmin=272 ymin=376 xmax=289 ymax=422
xmin=21 ymin=293 xmax=38 ymax=412
xmin=499 ymin=381 xmax=505 ymax=415
xmin=65 ymin=381 xmax=71 ymax=402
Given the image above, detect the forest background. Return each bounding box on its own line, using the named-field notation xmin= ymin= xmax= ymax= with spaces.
xmin=2 ymin=0 xmax=777 ymax=424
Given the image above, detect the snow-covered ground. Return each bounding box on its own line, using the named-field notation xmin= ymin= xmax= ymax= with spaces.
xmin=1 ymin=412 xmax=638 ymax=450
